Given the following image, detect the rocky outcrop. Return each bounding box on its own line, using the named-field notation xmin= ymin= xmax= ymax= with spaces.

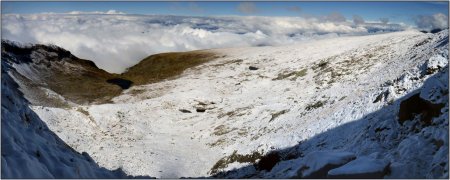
xmin=398 ymin=93 xmax=445 ymax=125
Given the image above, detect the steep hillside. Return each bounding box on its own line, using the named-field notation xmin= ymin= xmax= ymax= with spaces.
xmin=1 ymin=40 xmax=216 ymax=105
xmin=2 ymin=40 xmax=122 ymax=105
xmin=0 ymin=60 xmax=141 ymax=178
xmin=2 ymin=30 xmax=449 ymax=178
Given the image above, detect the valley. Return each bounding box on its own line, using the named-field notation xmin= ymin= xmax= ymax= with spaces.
xmin=2 ymin=30 xmax=449 ymax=178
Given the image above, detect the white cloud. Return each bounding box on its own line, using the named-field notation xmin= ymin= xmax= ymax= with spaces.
xmin=415 ymin=13 xmax=449 ymax=30
xmin=1 ymin=14 xmax=409 ymax=73
xmin=237 ymin=2 xmax=258 ymax=14
xmin=323 ymin=12 xmax=346 ymax=22
xmin=353 ymin=15 xmax=365 ymax=25
xmin=67 ymin=9 xmax=126 ymax=15
xmin=379 ymin=18 xmax=389 ymax=25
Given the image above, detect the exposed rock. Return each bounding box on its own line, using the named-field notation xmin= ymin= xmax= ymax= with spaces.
xmin=373 ymin=91 xmax=388 ymax=103
xmin=193 ymin=100 xmax=216 ymax=113
xmin=431 ymin=28 xmax=443 ymax=34
xmin=327 ymin=157 xmax=390 ymax=178
xmin=179 ymin=109 xmax=192 ymax=113
xmin=196 ymin=107 xmax=206 ymax=113
xmin=257 ymin=152 xmax=281 ymax=171
xmin=249 ymin=66 xmax=259 ymax=70
xmin=424 ymin=54 xmax=447 ymax=75
xmin=398 ymin=93 xmax=445 ymax=125
xmin=296 ymin=151 xmax=356 ymax=178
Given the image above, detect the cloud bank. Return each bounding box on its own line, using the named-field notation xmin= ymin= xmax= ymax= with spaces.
xmin=2 ymin=13 xmax=412 ymax=73
xmin=68 ymin=10 xmax=126 ymax=15
xmin=353 ymin=15 xmax=365 ymax=25
xmin=415 ymin=13 xmax=449 ymax=30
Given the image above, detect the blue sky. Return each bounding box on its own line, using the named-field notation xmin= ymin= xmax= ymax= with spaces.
xmin=2 ymin=1 xmax=448 ymax=25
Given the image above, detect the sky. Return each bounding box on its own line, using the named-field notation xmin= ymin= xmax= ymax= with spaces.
xmin=1 ymin=1 xmax=448 ymax=73
xmin=2 ymin=1 xmax=448 ymax=25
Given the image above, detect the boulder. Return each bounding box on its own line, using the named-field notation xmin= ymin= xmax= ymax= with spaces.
xmin=296 ymin=151 xmax=356 ymax=178
xmin=327 ymin=156 xmax=390 ymax=178
xmin=196 ymin=107 xmax=206 ymax=112
xmin=398 ymin=93 xmax=445 ymax=125
xmin=425 ymin=54 xmax=447 ymax=75
xmin=257 ymin=152 xmax=281 ymax=171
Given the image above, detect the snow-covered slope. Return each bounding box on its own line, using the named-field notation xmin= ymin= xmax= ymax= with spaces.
xmin=0 ymin=61 xmax=147 ymax=178
xmin=2 ymin=29 xmax=449 ymax=178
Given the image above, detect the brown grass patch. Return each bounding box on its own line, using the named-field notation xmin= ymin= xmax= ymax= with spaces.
xmin=207 ymin=138 xmax=227 ymax=147
xmin=76 ymin=107 xmax=90 ymax=116
xmin=46 ymin=65 xmax=123 ymax=104
xmin=210 ymin=150 xmax=262 ymax=174
xmin=217 ymin=106 xmax=252 ymax=119
xmin=305 ymin=100 xmax=327 ymax=111
xmin=273 ymin=68 xmax=308 ymax=81
xmin=269 ymin=109 xmax=289 ymax=122
xmin=122 ymin=51 xmax=216 ymax=85
xmin=213 ymin=125 xmax=234 ymax=136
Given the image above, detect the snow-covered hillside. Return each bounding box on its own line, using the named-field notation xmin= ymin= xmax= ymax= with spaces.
xmin=2 ymin=29 xmax=449 ymax=178
xmin=0 ymin=60 xmax=151 ymax=178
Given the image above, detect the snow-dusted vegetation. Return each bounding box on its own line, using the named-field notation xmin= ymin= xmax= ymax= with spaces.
xmin=2 ymin=28 xmax=448 ymax=178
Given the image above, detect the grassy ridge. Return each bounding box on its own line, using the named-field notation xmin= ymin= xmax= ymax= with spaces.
xmin=122 ymin=51 xmax=215 ymax=85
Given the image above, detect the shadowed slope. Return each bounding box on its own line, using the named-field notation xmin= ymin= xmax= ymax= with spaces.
xmin=1 ymin=61 xmax=153 ymax=178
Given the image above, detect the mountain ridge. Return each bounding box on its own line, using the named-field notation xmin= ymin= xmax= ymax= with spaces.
xmin=1 ymin=40 xmax=217 ymax=105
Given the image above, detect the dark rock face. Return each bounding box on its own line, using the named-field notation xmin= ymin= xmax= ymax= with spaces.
xmin=249 ymin=66 xmax=259 ymax=70
xmin=430 ymin=28 xmax=443 ymax=34
xmin=1 ymin=40 xmax=74 ymax=64
xmin=106 ymin=78 xmax=133 ymax=89
xmin=398 ymin=93 xmax=445 ymax=125
xmin=257 ymin=152 xmax=281 ymax=171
